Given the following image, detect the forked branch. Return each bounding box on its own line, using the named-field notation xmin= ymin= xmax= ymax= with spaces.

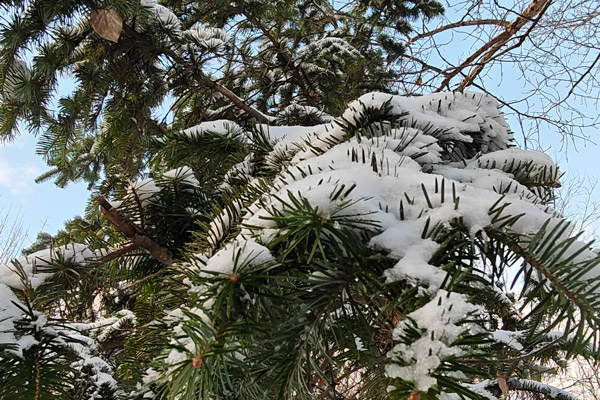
xmin=98 ymin=196 xmax=174 ymax=265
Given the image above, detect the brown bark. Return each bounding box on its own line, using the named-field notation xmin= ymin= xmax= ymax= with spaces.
xmin=98 ymin=196 xmax=174 ymax=265
xmin=99 ymin=243 xmax=140 ymax=263
xmin=200 ymin=76 xmax=271 ymax=123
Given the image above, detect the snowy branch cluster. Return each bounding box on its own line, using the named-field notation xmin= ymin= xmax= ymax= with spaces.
xmin=1 ymin=91 xmax=598 ymax=400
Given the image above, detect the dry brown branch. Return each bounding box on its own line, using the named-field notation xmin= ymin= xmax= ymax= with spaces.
xmin=0 ymin=203 xmax=26 ymax=265
xmin=98 ymin=196 xmax=173 ymax=265
xmin=201 ymin=76 xmax=272 ymax=123
xmin=551 ymin=51 xmax=600 ymax=110
xmin=99 ymin=243 xmax=139 ymax=263
xmin=123 ymin=269 xmax=169 ymax=290
xmin=435 ymin=0 xmax=553 ymax=91
xmin=457 ymin=0 xmax=553 ymax=90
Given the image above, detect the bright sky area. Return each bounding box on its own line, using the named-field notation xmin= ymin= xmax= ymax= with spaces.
xmin=0 ymin=133 xmax=89 ymax=240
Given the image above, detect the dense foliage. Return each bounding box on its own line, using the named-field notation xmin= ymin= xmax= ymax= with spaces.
xmin=1 ymin=1 xmax=600 ymax=400
xmin=0 ymin=0 xmax=442 ymax=188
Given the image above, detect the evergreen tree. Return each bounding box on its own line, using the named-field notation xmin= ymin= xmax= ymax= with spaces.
xmin=0 ymin=0 xmax=442 ymax=188
xmin=1 ymin=1 xmax=600 ymax=400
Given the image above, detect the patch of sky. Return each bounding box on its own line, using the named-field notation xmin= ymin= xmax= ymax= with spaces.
xmin=416 ymin=1 xmax=600 ymax=239
xmin=0 ymin=66 xmax=90 ymax=244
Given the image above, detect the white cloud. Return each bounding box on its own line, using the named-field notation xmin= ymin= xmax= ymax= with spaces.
xmin=0 ymin=160 xmax=41 ymax=195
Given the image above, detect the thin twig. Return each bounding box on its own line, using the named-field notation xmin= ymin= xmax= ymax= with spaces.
xmin=407 ymin=19 xmax=511 ymax=46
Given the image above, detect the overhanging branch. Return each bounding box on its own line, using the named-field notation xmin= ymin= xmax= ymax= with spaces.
xmin=485 ymin=229 xmax=599 ymax=328
xmin=99 ymin=243 xmax=140 ymax=263
xmin=122 ymin=23 xmax=272 ymax=124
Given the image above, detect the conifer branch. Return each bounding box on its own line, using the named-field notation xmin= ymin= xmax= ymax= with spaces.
xmin=505 ymin=378 xmax=581 ymax=400
xmin=486 ymin=229 xmax=596 ymax=322
xmin=120 ymin=24 xmax=272 ymax=124
xmin=98 ymin=196 xmax=173 ymax=265
xmin=200 ymin=76 xmax=272 ymax=123
xmin=250 ymin=16 xmax=319 ymax=107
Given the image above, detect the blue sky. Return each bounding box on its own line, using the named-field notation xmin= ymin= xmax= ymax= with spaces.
xmin=0 ymin=60 xmax=89 ymax=247
xmin=0 ymin=133 xmax=89 ymax=244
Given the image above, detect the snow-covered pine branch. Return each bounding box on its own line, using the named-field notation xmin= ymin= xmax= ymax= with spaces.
xmin=121 ymin=90 xmax=600 ymax=399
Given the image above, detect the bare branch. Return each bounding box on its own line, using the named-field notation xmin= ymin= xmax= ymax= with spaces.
xmin=552 ymin=51 xmax=600 ymax=110
xmin=435 ymin=0 xmax=553 ymax=91
xmin=201 ymin=76 xmax=272 ymax=123
xmin=99 ymin=244 xmax=140 ymax=264
xmin=98 ymin=197 xmax=173 ymax=265
xmin=407 ymin=19 xmax=511 ymax=46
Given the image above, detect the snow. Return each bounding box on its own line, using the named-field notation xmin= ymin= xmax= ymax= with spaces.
xmin=461 ymin=380 xmax=499 ymax=400
xmin=124 ymin=167 xmax=201 ymax=213
xmin=0 ymin=243 xmax=94 ymax=289
xmin=15 ymin=335 xmax=39 ymax=352
xmin=2 ymin=58 xmax=31 ymax=102
xmin=382 ymin=238 xmax=446 ymax=291
xmin=3 ymin=87 xmax=591 ymax=397
xmin=128 ymin=177 xmax=159 ymax=206
xmin=238 ymin=123 xmax=564 ymax=293
xmin=69 ymin=334 xmax=119 ymax=397
xmin=354 ymin=335 xmax=366 ymax=351
xmin=0 ymin=240 xmax=118 ymax=397
xmin=142 ymin=368 xmax=161 ymax=385
xmin=206 ymin=199 xmax=243 ymax=248
xmin=0 ymin=297 xmax=118 ymax=398
xmin=492 ymin=330 xmax=524 ymax=350
xmin=227 ymin=92 xmax=584 ymax=314
xmin=141 ymin=0 xmax=180 ymax=30
xmin=297 ymin=37 xmax=361 ymax=61
xmin=477 ymin=148 xmax=556 ymax=173
xmin=508 ymin=378 xmax=580 ymax=400
xmin=296 ymin=37 xmax=362 ymax=77
xmin=285 ymin=92 xmax=510 ymax=163
xmin=183 ymin=119 xmax=245 ymax=140
xmin=386 ymin=290 xmax=482 ymax=391
xmin=95 ymin=310 xmax=137 ymax=342
xmin=201 ymin=238 xmax=274 ymax=276
xmin=0 ymin=240 xmax=121 ymax=399
xmin=164 ymin=307 xmax=212 ymax=370
xmin=182 ymin=26 xmax=229 ymax=52
xmin=277 ymin=104 xmax=335 ymax=124
xmin=433 ymin=165 xmax=531 ymax=197
xmin=162 ymin=166 xmax=200 ymax=188
xmin=195 ymin=90 xmax=597 ymax=395
xmin=0 ymin=283 xmax=27 ymax=351
xmin=342 ymin=91 xmax=511 ymax=150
